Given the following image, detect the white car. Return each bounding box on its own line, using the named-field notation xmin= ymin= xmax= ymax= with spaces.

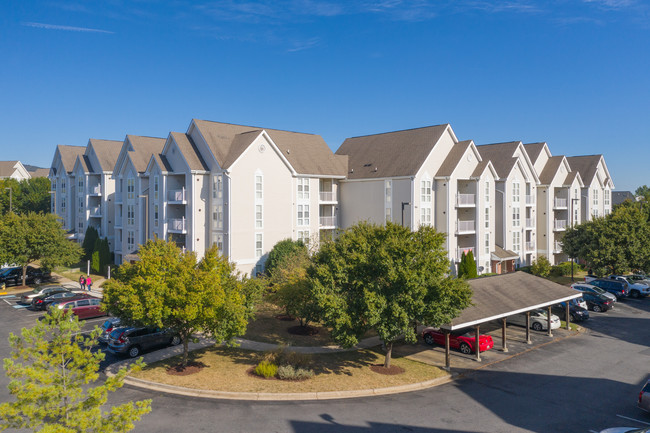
xmin=609 ymin=275 xmax=650 ymax=298
xmin=508 ymin=309 xmax=561 ymax=331
xmin=571 ymin=283 xmax=617 ymax=303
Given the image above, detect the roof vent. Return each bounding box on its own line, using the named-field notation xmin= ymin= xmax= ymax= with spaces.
xmin=350 ymin=169 xmax=354 ymax=173
xmin=363 ymin=163 xmax=372 ymax=167
xmin=374 ymin=167 xmax=378 ymax=172
xmin=287 ymin=149 xmax=290 ymax=154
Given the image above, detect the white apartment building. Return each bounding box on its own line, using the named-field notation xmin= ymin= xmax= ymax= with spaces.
xmin=49 ymin=145 xmax=86 ymax=232
xmin=566 ymin=155 xmax=614 ymax=221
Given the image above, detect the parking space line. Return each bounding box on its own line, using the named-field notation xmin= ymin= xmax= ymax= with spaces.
xmin=0 ymin=295 xmax=16 ymax=299
xmin=616 ymin=414 xmax=650 ymax=425
xmin=12 ymin=304 xmax=30 ymax=309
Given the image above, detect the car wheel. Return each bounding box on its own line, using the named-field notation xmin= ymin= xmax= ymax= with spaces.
xmin=569 ymin=313 xmax=576 ymax=322
xmin=128 ymin=346 xmax=141 ymax=358
xmin=423 ymin=334 xmax=435 ymax=346
xmin=33 ymin=277 xmax=41 ymax=284
xmin=170 ymin=335 xmax=181 ymax=346
xmin=592 ymin=305 xmax=602 ymax=312
xmin=532 ymin=322 xmax=543 ymax=331
xmin=631 ymin=290 xmax=640 ymax=299
xmin=459 ymin=342 xmax=472 ymax=354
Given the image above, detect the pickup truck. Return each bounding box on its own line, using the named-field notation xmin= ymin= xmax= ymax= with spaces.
xmin=609 ymin=275 xmax=650 ymax=298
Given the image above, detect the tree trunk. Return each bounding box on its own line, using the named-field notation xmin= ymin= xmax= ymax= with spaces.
xmin=383 ymin=341 xmax=393 ymax=368
xmin=22 ymin=265 xmax=27 ymax=287
xmin=182 ymin=337 xmax=189 ymax=367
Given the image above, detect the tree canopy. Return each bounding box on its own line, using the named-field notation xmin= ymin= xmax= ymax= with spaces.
xmin=0 ymin=177 xmax=51 ymax=216
xmin=103 ymin=239 xmax=258 ymax=367
xmin=0 ymin=308 xmax=151 ymax=432
xmin=264 ymin=238 xmax=307 ymax=278
xmin=308 ymin=222 xmax=473 ymax=367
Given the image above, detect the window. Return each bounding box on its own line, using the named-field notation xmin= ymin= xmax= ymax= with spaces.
xmin=513 ymin=232 xmax=521 ymax=252
xmin=127 ymin=230 xmax=135 ymax=251
xmin=573 ymin=205 xmax=579 ymax=226
xmin=385 ymin=207 xmax=392 ymax=223
xmin=78 ymin=177 xmax=83 ymax=191
xmin=78 ymin=221 xmax=83 ymax=232
xmin=604 ymin=189 xmax=610 ymax=206
xmin=154 ymin=176 xmax=159 ymax=200
xmin=385 ymin=180 xmax=392 ymax=223
xmin=421 ymin=180 xmax=431 ymax=203
xmin=255 ymin=204 xmax=263 ymax=228
xmin=213 ymin=204 xmax=223 ymax=230
xmin=212 ymin=233 xmax=223 ymax=252
xmin=213 ymin=174 xmax=223 ymax=199
xmin=255 ymin=175 xmax=263 ymax=199
xmin=485 ymin=208 xmax=489 ymax=229
xmin=153 ymin=205 xmax=159 ymax=228
xmin=61 ymin=179 xmax=66 ymax=193
xmin=79 ymin=197 xmax=83 ymax=210
xmin=420 ymin=207 xmax=431 ymax=226
xmin=512 ymin=181 xmax=520 ymax=203
xmin=297 ymin=230 xmax=310 ymax=245
xmin=297 ymin=204 xmax=310 ymax=226
xmin=512 ymin=207 xmax=520 ymax=227
xmin=485 ymin=233 xmax=490 ymax=255
xmin=593 ymin=189 xmax=599 ymax=207
xmin=127 ymin=178 xmax=135 ymax=200
xmin=297 ymin=178 xmax=310 ymax=200
xmin=255 ymin=233 xmax=263 ymax=258
xmin=127 ymin=205 xmax=135 ymax=226
xmin=485 ymin=181 xmax=490 ymax=203
xmin=593 ymin=209 xmax=599 ymax=218
xmin=61 ymin=197 xmax=66 ymax=211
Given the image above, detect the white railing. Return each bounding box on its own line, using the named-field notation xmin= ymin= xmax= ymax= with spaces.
xmin=114 ymin=217 xmax=122 ymax=228
xmin=553 ymin=241 xmax=563 ymax=254
xmin=168 ymin=188 xmax=186 ymax=202
xmin=319 ymin=191 xmax=335 ymax=201
xmin=526 ymin=218 xmax=534 ymax=228
xmin=89 ymin=207 xmax=101 ymax=217
xmin=457 ymin=247 xmax=475 ymax=261
xmin=457 ymin=194 xmax=476 ymax=206
xmin=169 ymin=217 xmax=186 ymax=232
xmin=554 ymin=198 xmax=568 ymax=208
xmin=90 ymin=185 xmax=101 ymax=195
xmin=526 ymin=195 xmax=535 ymax=205
xmin=554 ymin=219 xmax=567 ymax=230
xmin=320 ymin=216 xmax=336 ymax=226
xmin=457 ymin=220 xmax=475 ymax=233
xmin=525 ymin=241 xmax=535 ymax=252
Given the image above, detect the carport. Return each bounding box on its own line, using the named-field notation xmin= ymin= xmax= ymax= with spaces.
xmin=438 ymin=271 xmax=583 ymax=369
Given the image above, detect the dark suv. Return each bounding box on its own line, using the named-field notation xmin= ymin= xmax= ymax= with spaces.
xmin=589 ymin=278 xmax=629 ymax=299
xmin=0 ymin=266 xmax=51 ymax=286
xmin=107 ymin=327 xmax=181 ymax=358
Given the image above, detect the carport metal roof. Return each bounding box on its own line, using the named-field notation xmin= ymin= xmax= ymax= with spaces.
xmin=445 ymin=271 xmax=583 ymax=330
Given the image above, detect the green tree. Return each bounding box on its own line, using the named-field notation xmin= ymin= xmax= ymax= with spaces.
xmin=530 ymin=255 xmax=552 ymax=277
xmin=465 ymin=250 xmax=478 ymax=278
xmin=635 ymin=185 xmax=650 ymax=202
xmin=264 ymin=239 xmax=307 ymax=278
xmin=0 ymin=177 xmax=51 ymax=216
xmin=103 ymin=239 xmax=255 ymax=367
xmin=0 ymin=308 xmax=151 ymax=432
xmin=0 ymin=212 xmax=82 ymax=286
xmin=457 ymin=251 xmax=467 ymax=278
xmin=308 ymin=222 xmax=473 ymax=368
xmin=81 ymin=226 xmax=99 ymax=261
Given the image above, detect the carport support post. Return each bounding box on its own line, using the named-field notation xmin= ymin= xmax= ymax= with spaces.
xmin=565 ymin=303 xmax=570 ymax=330
xmin=501 ymin=318 xmax=508 ymax=352
xmin=475 ymin=325 xmax=481 ymax=362
xmin=444 ymin=330 xmax=450 ymax=370
xmin=547 ymin=306 xmax=553 ymax=337
xmin=525 ymin=312 xmax=532 ymax=344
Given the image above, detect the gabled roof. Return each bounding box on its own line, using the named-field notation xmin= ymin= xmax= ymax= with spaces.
xmin=491 ymin=245 xmax=519 ymax=260
xmin=28 ymin=168 xmax=50 ymax=178
xmin=566 ymin=155 xmax=613 ymax=188
xmin=192 ymin=119 xmax=348 ymax=176
xmin=471 ymin=159 xmax=498 ymax=179
xmin=563 ymin=170 xmax=584 ymax=188
xmin=56 ymin=145 xmax=86 ymax=174
xmin=0 ymin=161 xmax=25 ymax=178
xmin=336 ymin=124 xmax=453 ymax=179
xmin=523 ymin=142 xmax=550 ymax=165
xmin=124 ymin=135 xmax=166 ymax=173
xmin=436 ymin=140 xmax=474 ymax=177
xmin=88 ymin=139 xmax=122 ymax=173
xmin=538 ymin=156 xmax=565 ymax=185
xmin=475 ymin=141 xmax=539 ymax=183
xmin=169 ymin=132 xmax=209 ymax=172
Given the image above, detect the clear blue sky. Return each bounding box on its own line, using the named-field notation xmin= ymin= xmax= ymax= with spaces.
xmin=1 ymin=1 xmax=649 ymax=191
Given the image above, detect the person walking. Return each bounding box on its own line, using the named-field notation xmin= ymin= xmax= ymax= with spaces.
xmin=86 ymin=276 xmax=93 ymax=292
xmin=79 ymin=275 xmax=86 ymax=291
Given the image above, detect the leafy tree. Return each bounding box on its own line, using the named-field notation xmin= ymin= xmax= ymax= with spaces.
xmin=308 ymin=222 xmax=473 ymax=368
xmin=530 ymin=255 xmax=552 ymax=277
xmin=0 ymin=212 xmax=82 ymax=286
xmin=103 ymin=239 xmax=256 ymax=367
xmin=0 ymin=177 xmax=51 ymax=216
xmin=81 ymin=226 xmax=99 ymax=261
xmin=635 ymin=185 xmax=650 ymax=202
xmin=264 ymin=239 xmax=307 ymax=278
xmin=0 ymin=308 xmax=151 ymax=432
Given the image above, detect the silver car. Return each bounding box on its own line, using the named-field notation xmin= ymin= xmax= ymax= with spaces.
xmin=639 ymin=379 xmax=650 ymax=413
xmin=509 ymin=309 xmax=561 ymax=331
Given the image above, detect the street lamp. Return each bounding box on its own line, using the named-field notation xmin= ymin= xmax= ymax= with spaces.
xmin=4 ymin=187 xmax=12 ymax=213
xmin=401 ymin=202 xmax=411 ymax=227
xmin=570 ymin=197 xmax=580 ymax=281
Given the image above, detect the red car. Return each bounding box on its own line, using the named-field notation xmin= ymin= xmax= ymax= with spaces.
xmin=50 ymin=297 xmax=107 ymax=319
xmin=422 ymin=327 xmax=494 ymax=354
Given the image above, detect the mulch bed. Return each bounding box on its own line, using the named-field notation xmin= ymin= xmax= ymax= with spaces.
xmin=275 ymin=314 xmax=295 ymax=321
xmin=166 ymin=361 xmax=207 ymax=376
xmin=369 ymin=364 xmax=405 ymax=375
xmin=287 ymin=325 xmax=319 ymax=336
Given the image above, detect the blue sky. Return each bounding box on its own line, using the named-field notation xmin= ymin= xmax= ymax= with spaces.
xmin=1 ymin=0 xmax=649 ymax=191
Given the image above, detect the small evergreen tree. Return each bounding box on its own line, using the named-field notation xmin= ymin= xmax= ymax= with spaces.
xmin=457 ymin=252 xmax=467 ymax=278
xmin=81 ymin=226 xmax=99 ymax=261
xmin=465 ymin=250 xmax=478 ymax=278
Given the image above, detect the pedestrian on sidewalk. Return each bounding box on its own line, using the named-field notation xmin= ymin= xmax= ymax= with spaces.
xmin=79 ymin=275 xmax=86 ymax=291
xmin=86 ymin=276 xmax=93 ymax=292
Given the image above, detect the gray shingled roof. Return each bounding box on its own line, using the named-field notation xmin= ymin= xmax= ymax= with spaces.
xmin=0 ymin=161 xmax=20 ymax=178
xmin=566 ymin=155 xmax=602 ymax=185
xmin=169 ymin=132 xmax=209 ymax=171
xmin=448 ymin=271 xmax=582 ymax=329
xmin=28 ymin=168 xmax=50 ymax=178
xmin=57 ymin=145 xmax=86 ymax=174
xmin=563 ymin=170 xmax=580 ymax=187
xmin=523 ymin=142 xmax=547 ymax=165
xmin=436 ymin=140 xmax=473 ymax=177
xmin=193 ymin=119 xmax=348 ymax=176
xmin=538 ymin=156 xmax=565 ymax=185
xmin=125 ymin=135 xmax=166 ymax=173
xmin=89 ymin=139 xmax=123 ymax=173
xmin=336 ymin=124 xmax=451 ymax=179
xmin=475 ymin=142 xmax=521 ymax=179
xmin=492 ymin=245 xmax=518 ymax=260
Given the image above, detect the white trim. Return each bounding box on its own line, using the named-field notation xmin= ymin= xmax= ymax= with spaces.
xmin=340 ymin=176 xmax=415 ymax=183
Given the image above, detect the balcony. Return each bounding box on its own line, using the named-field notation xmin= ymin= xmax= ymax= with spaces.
xmin=89 ymin=185 xmax=102 ymax=196
xmin=457 ymin=247 xmax=475 ymax=261
xmin=168 ymin=188 xmax=187 ymax=204
xmin=89 ymin=207 xmax=102 ymax=218
xmin=525 ymin=241 xmax=535 ymax=252
xmin=168 ymin=217 xmax=187 ymax=234
xmin=456 ymin=194 xmax=476 ymax=207
xmin=456 ymin=220 xmax=475 ymax=235
xmin=553 ymin=198 xmax=568 ymax=209
xmin=319 ymin=191 xmax=336 ymax=202
xmin=553 ymin=241 xmax=563 ymax=254
xmin=554 ymin=219 xmax=567 ymax=231
xmin=525 ymin=218 xmax=534 ymax=229
xmin=526 ymin=195 xmax=535 ymax=206
xmin=319 ymin=216 xmax=336 ymax=227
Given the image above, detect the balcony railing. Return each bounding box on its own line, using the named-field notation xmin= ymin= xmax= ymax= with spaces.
xmin=525 ymin=241 xmax=535 ymax=252
xmin=525 ymin=218 xmax=534 ymax=229
xmin=319 ymin=191 xmax=336 ymax=202
xmin=168 ymin=217 xmax=187 ymax=233
xmin=554 ymin=219 xmax=567 ymax=231
xmin=319 ymin=216 xmax=336 ymax=227
xmin=457 ymin=247 xmax=475 ymax=261
xmin=89 ymin=185 xmax=101 ymax=195
xmin=526 ymin=195 xmax=535 ymax=205
xmin=168 ymin=188 xmax=186 ymax=203
xmin=554 ymin=198 xmax=568 ymax=208
xmin=89 ymin=207 xmax=101 ymax=217
xmin=457 ymin=220 xmax=475 ymax=234
xmin=553 ymin=241 xmax=563 ymax=254
xmin=457 ymin=194 xmax=476 ymax=207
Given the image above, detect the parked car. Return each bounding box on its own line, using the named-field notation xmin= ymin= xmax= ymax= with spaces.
xmin=571 ymin=283 xmax=617 ymax=303
xmin=29 ymin=287 xmax=72 ymax=309
xmin=0 ymin=266 xmax=51 ymax=286
xmin=20 ymin=285 xmax=68 ymax=305
xmin=639 ymin=379 xmax=650 ymax=413
xmin=107 ymin=327 xmax=181 ymax=358
xmin=509 ymin=309 xmax=561 ymax=331
xmin=626 ymin=274 xmax=650 ymax=283
xmin=98 ymin=317 xmax=121 ymax=344
xmin=599 ymin=428 xmax=650 ymax=432
xmin=585 ymin=274 xmax=599 ymax=283
xmin=50 ymin=297 xmax=107 ymax=319
xmin=609 ymin=275 xmax=650 ymax=298
xmin=551 ymin=299 xmax=590 ymax=322
xmin=421 ymin=327 xmax=494 ymax=354
xmin=34 ymin=291 xmax=91 ymax=311
xmin=589 ymin=279 xmax=629 ymax=300
xmin=581 ymin=292 xmax=614 ymax=312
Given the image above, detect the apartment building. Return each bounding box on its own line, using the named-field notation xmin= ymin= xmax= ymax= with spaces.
xmin=49 ymin=145 xmax=86 ymax=231
xmin=566 ymin=155 xmax=614 ymax=221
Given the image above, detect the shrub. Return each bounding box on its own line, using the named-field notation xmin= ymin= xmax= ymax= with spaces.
xmin=262 ymin=346 xmax=313 ymax=369
xmin=277 ymin=365 xmax=314 ymax=381
xmin=553 ymin=261 xmax=583 ymax=276
xmin=254 ymin=361 xmax=278 ymax=378
xmin=531 ymin=256 xmax=552 ymax=277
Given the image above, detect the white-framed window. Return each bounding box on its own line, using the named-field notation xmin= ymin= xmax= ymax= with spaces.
xmin=573 ymin=205 xmax=579 ymax=226
xmin=127 ymin=205 xmax=134 ymax=226
xmin=61 ymin=179 xmax=66 ymax=193
xmin=78 ymin=177 xmax=84 ymax=192
xmin=420 ymin=180 xmax=431 ymax=203
xmin=485 ymin=208 xmax=489 ymax=229
xmin=255 ymin=204 xmax=263 ymax=228
xmin=213 ymin=204 xmax=223 ymax=230
xmin=61 ymin=197 xmax=66 ymax=211
xmin=78 ymin=221 xmax=83 ymax=232
xmin=78 ymin=197 xmax=83 ymax=210
xmin=127 ymin=178 xmax=135 ymax=200
xmin=485 ymin=181 xmax=490 ymax=203
xmin=154 ymin=176 xmax=159 ymax=200
xmin=593 ymin=209 xmax=600 ymax=218
xmin=127 ymin=230 xmax=135 ymax=251
xmin=593 ymin=189 xmax=599 ymax=207
xmin=212 ymin=233 xmax=223 ymax=252
xmin=213 ymin=174 xmax=223 ymax=199
xmin=255 ymin=175 xmax=263 ymax=200
xmin=420 ymin=207 xmax=431 ymax=226
xmin=385 ymin=207 xmax=392 ymax=223
xmin=255 ymin=233 xmax=263 ymax=258
xmin=385 ymin=180 xmax=392 ymax=223
xmin=512 ymin=181 xmax=520 ymax=203
xmin=512 ymin=207 xmax=520 ymax=227
xmin=297 ymin=204 xmax=310 ymax=226
xmin=297 ymin=230 xmax=310 ymax=245
xmin=297 ymin=178 xmax=310 ymax=200
xmin=604 ymin=189 xmax=610 ymax=206
xmin=485 ymin=233 xmax=490 ymax=255
xmin=513 ymin=232 xmax=521 ymax=252
xmin=153 ymin=205 xmax=159 ymax=228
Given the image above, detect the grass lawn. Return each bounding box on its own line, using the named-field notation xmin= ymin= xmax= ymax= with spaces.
xmin=545 ymin=270 xmax=587 ymax=286
xmin=131 ymin=345 xmax=446 ymax=393
xmin=54 ymin=263 xmax=106 ymax=288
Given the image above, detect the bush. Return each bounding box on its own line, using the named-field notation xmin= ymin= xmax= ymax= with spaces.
xmin=531 ymin=256 xmax=552 ymax=277
xmin=254 ymin=361 xmax=278 ymax=378
xmin=277 ymin=365 xmax=314 ymax=381
xmin=262 ymin=346 xmax=313 ymax=369
xmin=552 ymin=261 xmax=583 ymax=277
xmin=478 ymin=272 xmax=498 ymax=278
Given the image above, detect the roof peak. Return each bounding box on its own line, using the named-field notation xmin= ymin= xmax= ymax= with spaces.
xmin=345 ymin=123 xmax=450 ymax=140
